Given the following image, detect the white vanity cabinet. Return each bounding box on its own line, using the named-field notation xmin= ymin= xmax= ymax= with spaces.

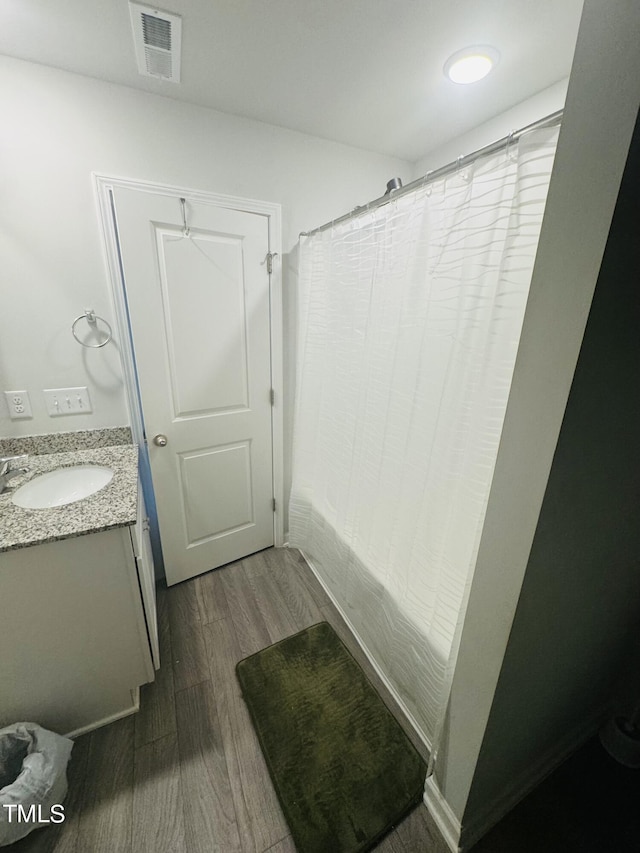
xmin=0 ymin=525 xmax=154 ymax=737
xmin=130 ymin=481 xmax=160 ymax=669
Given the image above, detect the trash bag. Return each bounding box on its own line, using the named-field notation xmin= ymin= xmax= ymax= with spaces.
xmin=0 ymin=723 xmax=73 ymax=846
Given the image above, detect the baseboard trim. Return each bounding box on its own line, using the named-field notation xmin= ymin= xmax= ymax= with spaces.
xmin=424 ymin=775 xmax=462 ymax=852
xmin=459 ymin=701 xmax=612 ymax=850
xmin=64 ymin=687 xmax=140 ymax=739
xmin=295 ymin=546 xmax=431 ymax=755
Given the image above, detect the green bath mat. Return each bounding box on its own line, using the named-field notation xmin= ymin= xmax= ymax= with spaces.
xmin=236 ymin=621 xmax=427 ymax=853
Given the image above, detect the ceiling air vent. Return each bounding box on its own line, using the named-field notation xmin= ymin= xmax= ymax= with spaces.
xmin=129 ymin=3 xmax=182 ymax=83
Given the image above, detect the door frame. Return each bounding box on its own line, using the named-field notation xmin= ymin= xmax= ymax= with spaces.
xmin=94 ymin=174 xmax=285 ymax=550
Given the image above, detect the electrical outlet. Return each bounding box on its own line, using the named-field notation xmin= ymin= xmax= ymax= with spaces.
xmin=4 ymin=390 xmax=33 ymax=420
xmin=44 ymin=387 xmax=93 ymax=417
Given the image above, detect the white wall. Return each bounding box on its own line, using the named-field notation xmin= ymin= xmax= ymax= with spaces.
xmin=412 ymin=80 xmax=568 ymax=179
xmin=424 ymin=0 xmax=640 ymax=847
xmin=0 ymin=55 xmax=410 ymax=460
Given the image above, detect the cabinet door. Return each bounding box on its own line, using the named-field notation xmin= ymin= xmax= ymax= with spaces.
xmin=133 ymin=483 xmax=160 ymax=668
xmin=0 ymin=530 xmax=152 ymax=736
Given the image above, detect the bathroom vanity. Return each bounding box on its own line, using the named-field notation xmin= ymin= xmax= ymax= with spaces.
xmin=0 ymin=436 xmax=157 ymax=737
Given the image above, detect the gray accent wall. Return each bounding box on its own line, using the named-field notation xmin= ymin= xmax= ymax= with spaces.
xmin=463 ymin=107 xmax=640 ymax=840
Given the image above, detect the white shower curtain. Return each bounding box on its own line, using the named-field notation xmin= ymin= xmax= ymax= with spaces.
xmin=289 ymin=126 xmax=559 ymax=745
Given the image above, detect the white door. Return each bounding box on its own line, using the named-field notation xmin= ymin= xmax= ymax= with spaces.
xmin=112 ymin=187 xmax=275 ymax=585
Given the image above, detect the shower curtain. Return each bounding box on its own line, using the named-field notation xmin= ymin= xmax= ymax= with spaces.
xmin=289 ymin=126 xmax=559 ymax=745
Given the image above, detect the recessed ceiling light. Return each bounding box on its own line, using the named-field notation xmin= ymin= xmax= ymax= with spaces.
xmin=444 ymin=47 xmax=500 ymax=85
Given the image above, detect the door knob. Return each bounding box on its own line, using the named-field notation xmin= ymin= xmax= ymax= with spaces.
xmin=153 ymin=434 xmax=168 ymax=447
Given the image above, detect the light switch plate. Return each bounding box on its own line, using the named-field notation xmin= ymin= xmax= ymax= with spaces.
xmin=4 ymin=390 xmax=33 ymax=420
xmin=44 ymin=387 xmax=92 ymax=416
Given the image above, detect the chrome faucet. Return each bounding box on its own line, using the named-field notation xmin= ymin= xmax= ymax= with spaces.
xmin=0 ymin=455 xmax=29 ymax=493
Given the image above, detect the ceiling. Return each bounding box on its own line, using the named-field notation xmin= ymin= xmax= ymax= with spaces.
xmin=0 ymin=0 xmax=584 ymax=163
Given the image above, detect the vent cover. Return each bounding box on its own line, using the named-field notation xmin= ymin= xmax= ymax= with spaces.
xmin=129 ymin=3 xmax=182 ymax=83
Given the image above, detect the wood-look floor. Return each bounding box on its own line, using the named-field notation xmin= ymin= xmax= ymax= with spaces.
xmin=10 ymin=547 xmax=446 ymax=853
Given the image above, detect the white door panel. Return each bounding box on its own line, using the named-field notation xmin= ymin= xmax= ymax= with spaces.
xmin=158 ymin=228 xmax=251 ymax=415
xmin=112 ymin=188 xmax=274 ymax=585
xmin=180 ymin=441 xmax=253 ymax=542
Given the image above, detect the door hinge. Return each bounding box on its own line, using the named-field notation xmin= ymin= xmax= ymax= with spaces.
xmin=270 ymin=388 xmax=275 ymax=406
xmin=266 ymin=252 xmax=279 ymax=275
xmin=272 ymin=497 xmax=277 ymax=512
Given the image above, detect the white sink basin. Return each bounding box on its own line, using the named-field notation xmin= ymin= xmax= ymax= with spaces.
xmin=11 ymin=465 xmax=114 ymax=509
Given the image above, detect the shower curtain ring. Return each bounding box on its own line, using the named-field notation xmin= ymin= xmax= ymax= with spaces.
xmin=456 ymin=155 xmax=470 ymax=182
xmin=425 ymin=170 xmax=434 ymax=196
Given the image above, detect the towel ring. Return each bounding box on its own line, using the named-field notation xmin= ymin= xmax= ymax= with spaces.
xmin=71 ymin=310 xmax=112 ymax=348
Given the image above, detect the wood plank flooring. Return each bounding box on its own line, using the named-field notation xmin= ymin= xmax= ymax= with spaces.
xmin=11 ymin=546 xmax=638 ymax=851
xmin=9 ymin=547 xmax=442 ymax=853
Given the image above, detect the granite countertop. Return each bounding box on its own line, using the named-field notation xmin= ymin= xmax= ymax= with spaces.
xmin=0 ymin=444 xmax=138 ymax=552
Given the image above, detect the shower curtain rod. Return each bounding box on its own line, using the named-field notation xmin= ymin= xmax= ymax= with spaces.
xmin=300 ymin=108 xmax=563 ymax=238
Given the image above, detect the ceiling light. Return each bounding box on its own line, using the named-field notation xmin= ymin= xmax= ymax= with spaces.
xmin=444 ymin=47 xmax=499 ymax=85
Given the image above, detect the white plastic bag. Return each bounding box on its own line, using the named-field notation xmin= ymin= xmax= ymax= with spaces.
xmin=0 ymin=723 xmax=73 ymax=846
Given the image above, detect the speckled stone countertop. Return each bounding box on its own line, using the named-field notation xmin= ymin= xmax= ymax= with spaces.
xmin=0 ymin=444 xmax=138 ymax=552
xmin=0 ymin=426 xmax=132 ymax=457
